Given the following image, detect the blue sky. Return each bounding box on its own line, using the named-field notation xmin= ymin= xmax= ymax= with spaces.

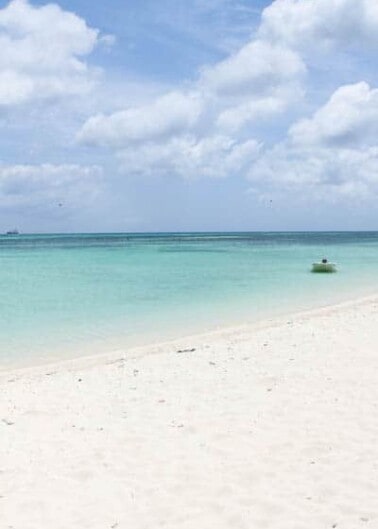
xmin=1 ymin=0 xmax=378 ymax=232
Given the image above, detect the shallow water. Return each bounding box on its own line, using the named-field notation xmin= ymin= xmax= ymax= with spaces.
xmin=1 ymin=232 xmax=378 ymax=366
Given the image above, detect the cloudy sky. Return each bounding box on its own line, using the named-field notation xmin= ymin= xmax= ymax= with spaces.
xmin=1 ymin=0 xmax=378 ymax=232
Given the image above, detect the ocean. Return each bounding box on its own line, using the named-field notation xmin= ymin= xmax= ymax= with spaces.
xmin=1 ymin=232 xmax=378 ymax=367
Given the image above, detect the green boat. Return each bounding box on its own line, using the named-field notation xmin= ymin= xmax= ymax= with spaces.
xmin=312 ymin=259 xmax=336 ymax=273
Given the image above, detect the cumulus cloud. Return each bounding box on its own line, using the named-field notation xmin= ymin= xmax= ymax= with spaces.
xmin=259 ymin=0 xmax=378 ymax=52
xmin=0 ymin=0 xmax=106 ymax=105
xmin=5 ymin=0 xmax=378 ymax=230
xmin=78 ymin=92 xmax=203 ymax=147
xmin=250 ymin=144 xmax=378 ymax=201
xmin=249 ymin=82 xmax=378 ymax=201
xmin=79 ymin=38 xmax=306 ymax=150
xmin=290 ymin=82 xmax=378 ymax=147
xmin=80 ymin=39 xmax=306 ymax=146
xmin=216 ymin=95 xmax=288 ymax=131
xmin=119 ymin=135 xmax=260 ymax=179
xmin=78 ymin=30 xmax=305 ymax=176
xmin=200 ymin=40 xmax=305 ymax=98
xmin=201 ymin=39 xmax=305 ymax=131
xmin=74 ymin=0 xmax=378 ymax=203
xmin=0 ymin=163 xmax=103 ymax=208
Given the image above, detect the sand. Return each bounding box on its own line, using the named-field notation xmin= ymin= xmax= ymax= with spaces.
xmin=1 ymin=296 xmax=378 ymax=528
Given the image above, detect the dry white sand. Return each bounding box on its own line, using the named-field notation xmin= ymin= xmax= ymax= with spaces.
xmin=1 ymin=296 xmax=378 ymax=528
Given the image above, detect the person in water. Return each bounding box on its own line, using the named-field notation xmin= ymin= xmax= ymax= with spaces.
xmin=322 ymin=258 xmax=328 ymax=263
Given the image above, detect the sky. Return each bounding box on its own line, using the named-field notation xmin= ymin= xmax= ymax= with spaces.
xmin=1 ymin=0 xmax=378 ymax=232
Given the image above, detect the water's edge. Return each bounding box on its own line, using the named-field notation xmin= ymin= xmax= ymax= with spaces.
xmin=2 ymin=231 xmax=378 ymax=365
xmin=1 ymin=290 xmax=377 ymax=374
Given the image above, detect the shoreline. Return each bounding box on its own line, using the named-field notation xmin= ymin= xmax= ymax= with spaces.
xmin=2 ymin=290 xmax=378 ymax=377
xmin=2 ymin=290 xmax=378 ymax=527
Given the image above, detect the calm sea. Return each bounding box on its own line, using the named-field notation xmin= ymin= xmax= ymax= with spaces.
xmin=1 ymin=232 xmax=378 ymax=367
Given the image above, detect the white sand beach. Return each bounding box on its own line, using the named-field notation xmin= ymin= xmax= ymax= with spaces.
xmin=1 ymin=296 xmax=378 ymax=528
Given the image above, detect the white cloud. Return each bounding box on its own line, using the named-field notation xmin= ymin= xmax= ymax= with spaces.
xmin=0 ymin=163 xmax=103 ymax=208
xmin=259 ymin=0 xmax=378 ymax=52
xmin=78 ymin=92 xmax=203 ymax=146
xmin=290 ymin=82 xmax=378 ymax=147
xmin=78 ymin=39 xmax=305 ymax=174
xmin=201 ymin=39 xmax=305 ymax=131
xmin=0 ymin=0 xmax=106 ymax=105
xmin=249 ymin=144 xmax=378 ymax=201
xmin=119 ymin=135 xmax=260 ymax=179
xmin=200 ymin=40 xmax=305 ymax=98
xmin=0 ymin=71 xmax=34 ymax=105
xmin=248 ymin=82 xmax=378 ymax=201
xmin=216 ymin=95 xmax=288 ymax=131
xmin=75 ymin=0 xmax=378 ymax=204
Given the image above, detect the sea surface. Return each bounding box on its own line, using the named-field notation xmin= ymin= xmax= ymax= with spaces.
xmin=1 ymin=232 xmax=378 ymax=367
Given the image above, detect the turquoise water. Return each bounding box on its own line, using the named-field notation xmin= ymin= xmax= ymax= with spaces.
xmin=1 ymin=232 xmax=378 ymax=367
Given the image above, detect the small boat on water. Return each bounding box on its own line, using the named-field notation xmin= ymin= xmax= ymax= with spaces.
xmin=312 ymin=259 xmax=336 ymax=273
xmin=5 ymin=229 xmax=19 ymax=235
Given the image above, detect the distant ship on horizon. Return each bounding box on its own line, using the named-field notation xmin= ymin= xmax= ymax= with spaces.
xmin=5 ymin=229 xmax=19 ymax=235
